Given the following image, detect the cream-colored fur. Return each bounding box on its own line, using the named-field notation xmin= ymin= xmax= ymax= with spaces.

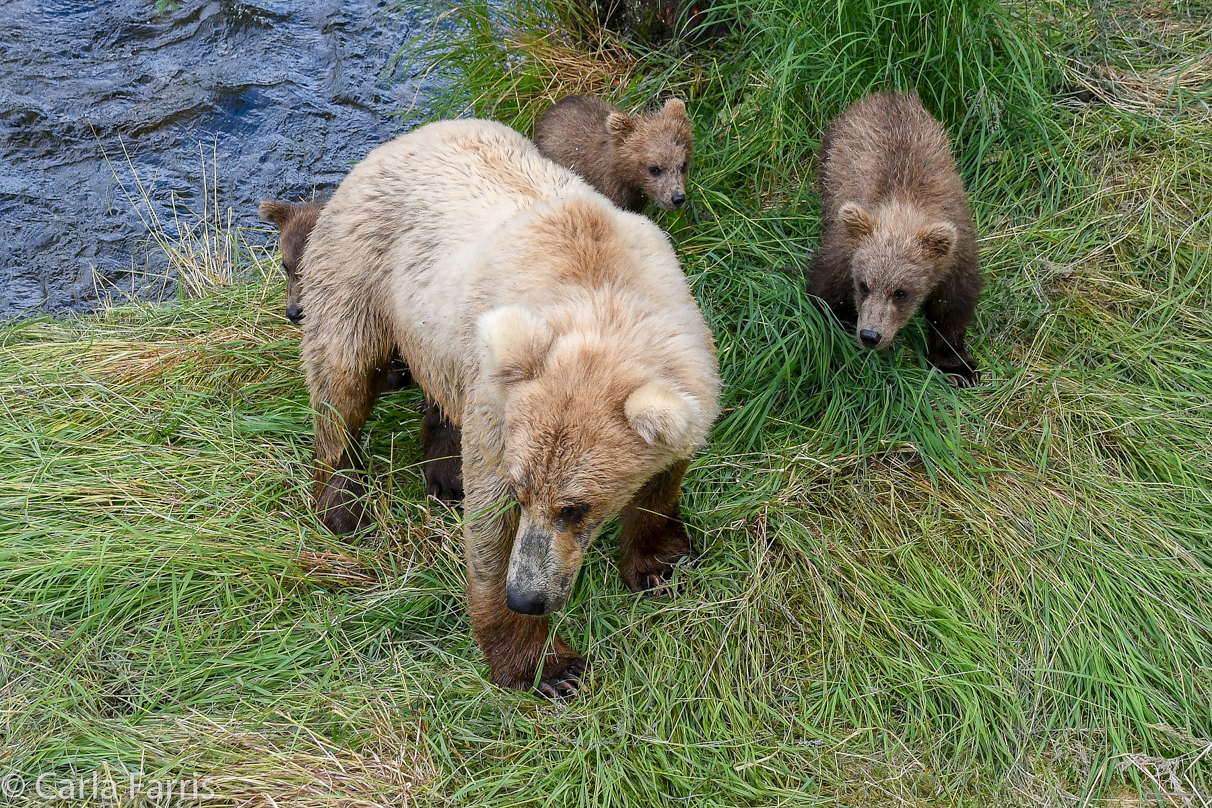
xmin=299 ymin=118 xmax=720 ymax=694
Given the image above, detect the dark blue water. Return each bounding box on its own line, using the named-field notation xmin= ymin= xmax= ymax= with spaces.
xmin=0 ymin=0 xmax=439 ymax=316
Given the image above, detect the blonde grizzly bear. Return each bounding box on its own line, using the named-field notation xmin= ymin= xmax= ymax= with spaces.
xmin=808 ymin=91 xmax=982 ymax=386
xmin=258 ymin=199 xmax=464 ymax=502
xmin=534 ymin=96 xmax=692 ymax=213
xmin=300 ymin=119 xmax=720 ymax=697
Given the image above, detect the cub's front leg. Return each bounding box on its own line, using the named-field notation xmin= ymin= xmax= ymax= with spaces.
xmin=461 ymin=428 xmax=586 ymax=698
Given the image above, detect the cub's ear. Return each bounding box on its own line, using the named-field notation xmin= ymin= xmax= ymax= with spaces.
xmin=258 ymin=200 xmax=293 ymax=228
xmin=607 ymin=111 xmax=637 ymax=141
xmin=919 ymin=222 xmax=958 ymax=260
xmin=838 ymin=202 xmax=876 ymax=245
xmin=478 ymin=306 xmax=553 ymax=385
xmin=625 ymin=380 xmax=703 ymax=452
xmin=662 ymin=98 xmax=688 ymax=120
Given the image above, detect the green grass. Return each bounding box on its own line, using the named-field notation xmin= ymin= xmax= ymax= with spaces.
xmin=3 ymin=0 xmax=1212 ymax=804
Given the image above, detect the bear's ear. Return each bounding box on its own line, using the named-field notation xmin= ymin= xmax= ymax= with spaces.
xmin=838 ymin=202 xmax=876 ymax=245
xmin=478 ymin=306 xmax=553 ymax=386
xmin=625 ymin=380 xmax=703 ymax=452
xmin=662 ymin=98 xmax=688 ymax=120
xmin=259 ymin=200 xmax=293 ymax=228
xmin=607 ymin=111 xmax=637 ymax=142
xmin=919 ymin=222 xmax=958 ymax=260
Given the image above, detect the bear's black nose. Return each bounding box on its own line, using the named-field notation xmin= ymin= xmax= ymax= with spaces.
xmin=670 ymin=192 xmax=686 ymax=207
xmin=286 ymin=304 xmax=304 ymax=325
xmin=506 ymin=589 xmax=548 ymax=616
xmin=859 ymin=329 xmax=881 ymax=348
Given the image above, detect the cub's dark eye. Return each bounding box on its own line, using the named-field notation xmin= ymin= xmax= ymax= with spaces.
xmin=858 ymin=281 xmax=870 ymax=295
xmin=894 ymin=289 xmax=908 ymax=301
xmin=648 ymin=165 xmax=664 ymax=177
xmin=680 ymin=160 xmax=689 ymax=173
xmin=558 ymin=503 xmax=591 ymax=524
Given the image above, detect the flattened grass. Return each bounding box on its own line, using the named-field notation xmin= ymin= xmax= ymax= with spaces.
xmin=3 ymin=0 xmax=1212 ymax=804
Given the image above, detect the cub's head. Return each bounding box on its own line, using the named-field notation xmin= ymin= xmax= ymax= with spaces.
xmin=478 ymin=306 xmax=709 ymax=616
xmin=837 ymin=201 xmax=959 ymax=351
xmin=259 ymin=200 xmax=323 ymax=325
xmin=607 ymin=98 xmax=693 ymax=211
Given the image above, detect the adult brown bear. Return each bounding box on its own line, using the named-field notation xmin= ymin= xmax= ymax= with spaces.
xmin=299 ymin=119 xmax=720 ymax=697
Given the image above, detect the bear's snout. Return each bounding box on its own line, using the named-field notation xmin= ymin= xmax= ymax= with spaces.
xmin=670 ymin=191 xmax=686 ymax=208
xmin=506 ymin=587 xmax=549 ymax=616
xmin=859 ymin=329 xmax=881 ymax=349
xmin=506 ymin=521 xmax=562 ymax=616
xmin=286 ymin=303 xmax=304 ymax=325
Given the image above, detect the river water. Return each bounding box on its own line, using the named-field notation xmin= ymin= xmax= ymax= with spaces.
xmin=0 ymin=0 xmax=438 ymax=317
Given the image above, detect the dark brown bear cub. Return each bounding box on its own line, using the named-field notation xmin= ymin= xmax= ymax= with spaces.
xmin=259 ymin=199 xmax=464 ymax=502
xmin=534 ymin=96 xmax=692 ymax=213
xmin=808 ymin=91 xmax=983 ymax=386
xmin=259 ymin=200 xmax=322 ymax=325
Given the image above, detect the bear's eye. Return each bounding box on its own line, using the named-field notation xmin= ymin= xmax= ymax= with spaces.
xmin=558 ymin=503 xmax=591 ymax=524
xmin=680 ymin=160 xmax=689 ymax=173
xmin=648 ymin=165 xmax=664 ymax=177
xmin=858 ymin=281 xmax=870 ymax=295
xmin=894 ymin=289 xmax=908 ymax=301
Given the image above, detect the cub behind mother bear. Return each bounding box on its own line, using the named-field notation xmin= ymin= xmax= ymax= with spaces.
xmin=299 ymin=119 xmax=720 ymax=696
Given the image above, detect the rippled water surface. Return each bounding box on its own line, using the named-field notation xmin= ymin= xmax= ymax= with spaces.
xmin=0 ymin=0 xmax=437 ymax=316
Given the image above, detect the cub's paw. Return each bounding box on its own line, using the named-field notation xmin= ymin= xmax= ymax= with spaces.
xmin=930 ymin=355 xmax=980 ymax=388
xmin=425 ymin=458 xmax=464 ymax=503
xmin=939 ymin=362 xmax=980 ymax=388
xmin=535 ymin=656 xmax=587 ymax=700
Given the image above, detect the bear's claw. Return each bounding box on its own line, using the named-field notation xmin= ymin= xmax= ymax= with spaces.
xmin=535 ymin=656 xmax=586 ymax=700
xmin=638 ymin=568 xmax=676 ymax=598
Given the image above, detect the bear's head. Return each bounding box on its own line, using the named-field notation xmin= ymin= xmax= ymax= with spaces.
xmin=478 ymin=305 xmax=709 ymax=617
xmin=607 ymin=98 xmax=693 ymax=211
xmin=837 ymin=200 xmax=959 ymax=351
xmin=259 ymin=200 xmax=323 ymax=326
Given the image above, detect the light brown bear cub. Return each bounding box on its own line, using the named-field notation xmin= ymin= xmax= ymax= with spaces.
xmin=259 ymin=198 xmax=464 ymax=502
xmin=808 ymin=91 xmax=983 ymax=386
xmin=534 ymin=96 xmax=692 ymax=213
xmin=300 ymin=119 xmax=720 ymax=697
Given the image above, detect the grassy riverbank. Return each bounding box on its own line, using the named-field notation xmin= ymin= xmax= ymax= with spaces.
xmin=2 ymin=0 xmax=1210 ymax=804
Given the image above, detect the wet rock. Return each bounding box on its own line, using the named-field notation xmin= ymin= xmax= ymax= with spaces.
xmin=0 ymin=0 xmax=438 ymax=318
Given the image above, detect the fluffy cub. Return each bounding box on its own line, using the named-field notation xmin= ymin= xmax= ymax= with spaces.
xmin=808 ymin=91 xmax=983 ymax=386
xmin=534 ymin=95 xmax=692 ymax=213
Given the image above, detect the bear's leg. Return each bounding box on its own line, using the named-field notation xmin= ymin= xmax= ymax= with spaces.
xmin=311 ymin=365 xmax=389 ymax=535
xmin=807 ymin=236 xmax=858 ymax=330
xmin=462 ymin=436 xmax=585 ymax=698
xmin=619 ymin=459 xmax=692 ymax=595
xmin=420 ymin=400 xmax=464 ymax=503
xmin=923 ymin=270 xmax=980 ymax=387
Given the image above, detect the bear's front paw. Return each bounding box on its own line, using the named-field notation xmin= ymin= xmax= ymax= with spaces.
xmin=622 ymin=535 xmax=691 ymax=597
xmin=315 ymin=470 xmax=371 ymax=535
xmin=948 ymin=366 xmax=981 ymax=388
xmin=937 ymin=361 xmax=980 ymax=388
xmin=425 ymin=458 xmax=464 ymax=503
xmin=929 ymin=354 xmax=980 ymax=388
xmin=535 ymin=656 xmax=587 ymax=700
